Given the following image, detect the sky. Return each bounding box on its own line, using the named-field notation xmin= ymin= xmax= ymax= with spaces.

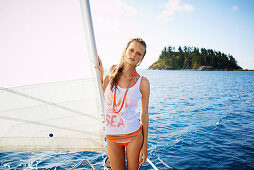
xmin=0 ymin=0 xmax=254 ymax=87
xmin=90 ymin=0 xmax=254 ymax=69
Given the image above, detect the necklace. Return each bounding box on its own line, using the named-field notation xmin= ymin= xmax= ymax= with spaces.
xmin=112 ymin=70 xmax=137 ymax=113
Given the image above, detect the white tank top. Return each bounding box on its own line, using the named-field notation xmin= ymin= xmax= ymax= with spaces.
xmin=104 ymin=75 xmax=142 ymax=135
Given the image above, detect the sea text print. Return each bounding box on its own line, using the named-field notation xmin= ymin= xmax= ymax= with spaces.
xmin=106 ymin=108 xmax=125 ymax=128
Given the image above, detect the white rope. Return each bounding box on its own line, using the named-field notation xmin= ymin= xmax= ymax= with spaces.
xmin=158 ymin=157 xmax=173 ymax=169
xmin=147 ymin=158 xmax=159 ymax=170
xmin=71 ymin=159 xmax=95 ymax=170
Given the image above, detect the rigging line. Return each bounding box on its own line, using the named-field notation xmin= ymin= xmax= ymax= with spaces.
xmin=0 ymin=98 xmax=97 ymax=115
xmin=5 ymin=77 xmax=96 ymax=89
xmin=71 ymin=159 xmax=95 ymax=170
xmin=147 ymin=158 xmax=159 ymax=170
xmin=0 ymin=116 xmax=102 ymax=137
xmin=158 ymin=157 xmax=173 ymax=169
xmin=0 ymin=87 xmax=98 ymax=120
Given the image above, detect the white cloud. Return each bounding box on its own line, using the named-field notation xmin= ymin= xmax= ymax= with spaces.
xmin=115 ymin=0 xmax=137 ymax=16
xmin=232 ymin=5 xmax=238 ymax=11
xmin=91 ymin=0 xmax=137 ymax=18
xmin=158 ymin=0 xmax=194 ymax=21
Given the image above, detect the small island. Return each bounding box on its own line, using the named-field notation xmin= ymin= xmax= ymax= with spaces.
xmin=149 ymin=45 xmax=243 ymax=71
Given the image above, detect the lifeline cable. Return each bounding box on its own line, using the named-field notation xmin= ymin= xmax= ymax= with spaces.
xmin=158 ymin=157 xmax=173 ymax=169
xmin=71 ymin=159 xmax=95 ymax=170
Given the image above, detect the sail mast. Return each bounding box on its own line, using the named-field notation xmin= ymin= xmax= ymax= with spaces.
xmin=79 ymin=0 xmax=105 ymax=115
xmin=79 ymin=0 xmax=106 ymax=151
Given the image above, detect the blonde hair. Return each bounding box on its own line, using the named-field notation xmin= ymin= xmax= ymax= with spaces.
xmin=110 ymin=38 xmax=147 ymax=91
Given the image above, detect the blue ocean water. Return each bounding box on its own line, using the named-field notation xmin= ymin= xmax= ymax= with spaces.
xmin=1 ymin=70 xmax=254 ymax=169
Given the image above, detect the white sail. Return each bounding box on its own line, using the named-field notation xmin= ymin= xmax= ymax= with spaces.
xmin=0 ymin=0 xmax=106 ymax=152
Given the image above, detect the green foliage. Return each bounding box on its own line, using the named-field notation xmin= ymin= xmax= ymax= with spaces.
xmin=152 ymin=45 xmax=242 ymax=70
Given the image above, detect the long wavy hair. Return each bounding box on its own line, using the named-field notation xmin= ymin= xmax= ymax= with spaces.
xmin=110 ymin=38 xmax=147 ymax=91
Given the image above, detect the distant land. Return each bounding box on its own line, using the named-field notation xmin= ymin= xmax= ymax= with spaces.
xmin=149 ymin=45 xmax=252 ymax=71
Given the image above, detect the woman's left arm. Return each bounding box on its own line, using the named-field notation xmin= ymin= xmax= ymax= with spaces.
xmin=139 ymin=76 xmax=150 ymax=165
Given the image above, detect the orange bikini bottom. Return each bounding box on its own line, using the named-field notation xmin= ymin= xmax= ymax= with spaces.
xmin=106 ymin=126 xmax=142 ymax=146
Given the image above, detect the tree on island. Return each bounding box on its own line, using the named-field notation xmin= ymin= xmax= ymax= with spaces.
xmin=149 ymin=45 xmax=242 ymax=70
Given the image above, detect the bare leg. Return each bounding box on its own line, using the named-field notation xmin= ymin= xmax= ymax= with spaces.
xmin=126 ymin=131 xmax=144 ymax=170
xmin=107 ymin=139 xmax=126 ymax=170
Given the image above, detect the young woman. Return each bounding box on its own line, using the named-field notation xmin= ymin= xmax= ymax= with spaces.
xmin=97 ymin=38 xmax=150 ymax=170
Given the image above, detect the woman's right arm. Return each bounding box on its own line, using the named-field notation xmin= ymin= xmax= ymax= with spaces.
xmin=96 ymin=57 xmax=115 ymax=92
xmin=96 ymin=56 xmax=108 ymax=92
xmin=97 ymin=56 xmax=104 ymax=85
